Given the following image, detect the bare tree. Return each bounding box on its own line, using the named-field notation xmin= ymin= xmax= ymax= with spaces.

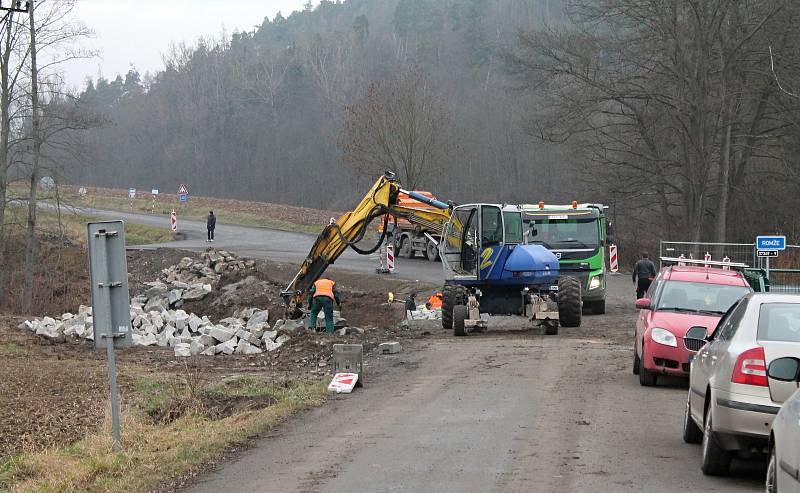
xmin=339 ymin=67 xmax=454 ymax=189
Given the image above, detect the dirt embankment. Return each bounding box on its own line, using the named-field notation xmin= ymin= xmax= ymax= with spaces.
xmin=0 ymin=247 xmax=438 ymax=459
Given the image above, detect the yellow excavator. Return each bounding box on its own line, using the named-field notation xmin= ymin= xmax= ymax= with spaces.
xmin=281 ymin=171 xmax=453 ymax=318
xmin=283 ymin=171 xmax=583 ymax=336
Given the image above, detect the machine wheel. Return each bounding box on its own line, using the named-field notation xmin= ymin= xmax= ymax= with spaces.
xmin=426 ymin=240 xmax=438 ymax=262
xmin=442 ymin=284 xmax=467 ymax=330
xmin=557 ymin=276 xmax=582 ymax=327
xmin=683 ymin=392 xmax=703 ymax=444
xmin=632 ymin=347 xmax=641 ymax=375
xmin=543 ymin=320 xmax=559 ymax=335
xmin=453 ymin=305 xmax=468 ymax=336
xmin=701 ymin=405 xmax=732 ymax=476
xmin=398 ymin=236 xmax=413 ymax=258
xmin=638 ymin=347 xmax=658 ymax=386
xmin=587 ymin=299 xmax=606 ymax=315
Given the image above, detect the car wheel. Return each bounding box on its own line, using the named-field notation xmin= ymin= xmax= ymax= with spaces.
xmin=701 ymin=405 xmax=732 ymax=476
xmin=633 ymin=346 xmax=641 ymax=375
xmin=766 ymin=445 xmax=777 ymax=493
xmin=638 ymin=347 xmax=657 ymax=386
xmin=682 ymin=391 xmax=703 ymax=444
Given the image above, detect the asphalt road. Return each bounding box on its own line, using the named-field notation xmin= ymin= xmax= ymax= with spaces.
xmin=80 ymin=207 xmax=444 ymax=285
xmin=185 ymin=277 xmax=765 ymax=493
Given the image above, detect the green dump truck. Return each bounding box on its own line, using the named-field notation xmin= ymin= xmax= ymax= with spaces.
xmin=520 ymin=202 xmax=612 ymax=314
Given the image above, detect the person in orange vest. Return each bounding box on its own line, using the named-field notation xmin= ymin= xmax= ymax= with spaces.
xmin=308 ymin=277 xmax=342 ymax=334
xmin=427 ymin=292 xmax=443 ymax=310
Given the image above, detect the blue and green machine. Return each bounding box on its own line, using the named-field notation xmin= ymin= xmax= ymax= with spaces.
xmin=520 ymin=203 xmax=612 ymax=314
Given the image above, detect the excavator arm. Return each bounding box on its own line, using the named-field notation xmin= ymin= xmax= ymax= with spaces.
xmin=281 ymin=172 xmax=453 ymax=317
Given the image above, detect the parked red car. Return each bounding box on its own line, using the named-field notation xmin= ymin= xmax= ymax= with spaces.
xmin=634 ymin=265 xmax=752 ymax=386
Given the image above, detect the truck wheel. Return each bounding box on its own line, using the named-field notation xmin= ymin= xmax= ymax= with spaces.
xmin=453 ymin=305 xmax=468 ymax=336
xmin=398 ymin=236 xmax=413 ymax=258
xmin=557 ymin=276 xmax=582 ymax=327
xmin=426 ymin=240 xmax=438 ymax=261
xmin=587 ymin=299 xmax=606 ymax=314
xmin=442 ymin=284 xmax=467 ymax=330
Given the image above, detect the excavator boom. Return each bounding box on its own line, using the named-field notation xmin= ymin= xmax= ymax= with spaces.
xmin=282 ymin=172 xmax=452 ymax=317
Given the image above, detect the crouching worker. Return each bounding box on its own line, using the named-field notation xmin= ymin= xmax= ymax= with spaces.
xmin=308 ymin=277 xmax=342 ymax=334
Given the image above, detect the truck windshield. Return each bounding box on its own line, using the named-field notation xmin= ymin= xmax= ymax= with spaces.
xmin=527 ymin=218 xmax=600 ymax=248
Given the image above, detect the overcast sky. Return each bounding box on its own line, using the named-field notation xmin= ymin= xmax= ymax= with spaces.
xmin=63 ymin=0 xmax=314 ymax=91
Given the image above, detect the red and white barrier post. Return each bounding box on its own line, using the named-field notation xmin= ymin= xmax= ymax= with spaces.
xmin=678 ymin=254 xmax=687 ymax=266
xmin=609 ymin=244 xmax=619 ymax=273
xmin=704 ymin=251 xmax=712 ymax=268
xmin=170 ymin=210 xmax=177 ymax=232
xmin=722 ymin=256 xmax=731 ymax=270
xmin=386 ymin=240 xmax=395 ymax=273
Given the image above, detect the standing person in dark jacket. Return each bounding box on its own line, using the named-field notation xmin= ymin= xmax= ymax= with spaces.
xmin=633 ymin=252 xmax=657 ymax=299
xmin=206 ymin=210 xmax=216 ymax=242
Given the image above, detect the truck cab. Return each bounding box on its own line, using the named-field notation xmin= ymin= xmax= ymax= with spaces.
xmin=520 ymin=202 xmax=610 ymax=314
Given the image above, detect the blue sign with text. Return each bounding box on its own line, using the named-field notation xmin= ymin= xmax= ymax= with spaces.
xmin=756 ymin=236 xmax=786 ymax=251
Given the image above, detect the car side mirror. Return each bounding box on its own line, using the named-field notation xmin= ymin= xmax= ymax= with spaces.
xmin=767 ymin=357 xmax=800 ymax=404
xmin=635 ymin=298 xmax=651 ymax=309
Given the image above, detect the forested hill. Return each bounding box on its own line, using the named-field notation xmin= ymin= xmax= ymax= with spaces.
xmin=69 ymin=0 xmax=569 ymax=210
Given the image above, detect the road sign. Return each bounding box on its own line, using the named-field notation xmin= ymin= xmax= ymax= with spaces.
xmin=128 ymin=188 xmax=136 ymax=199
xmin=756 ymin=235 xmax=786 ymax=251
xmin=179 ymin=193 xmax=187 ymax=202
xmin=87 ymin=220 xmax=132 ymax=452
xmin=151 ymin=188 xmax=159 ymax=195
xmin=758 ymin=250 xmax=779 ymax=258
xmin=178 ymin=183 xmax=188 ymax=195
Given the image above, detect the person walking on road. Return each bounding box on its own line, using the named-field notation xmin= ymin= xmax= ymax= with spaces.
xmin=633 ymin=252 xmax=657 ymax=299
xmin=206 ymin=210 xmax=216 ymax=242
xmin=308 ymin=277 xmax=342 ymax=334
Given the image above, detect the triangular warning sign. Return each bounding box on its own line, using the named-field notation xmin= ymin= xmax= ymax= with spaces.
xmin=178 ymin=184 xmax=188 ymax=194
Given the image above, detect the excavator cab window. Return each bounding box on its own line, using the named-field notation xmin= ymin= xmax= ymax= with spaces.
xmin=481 ymin=206 xmax=503 ymax=247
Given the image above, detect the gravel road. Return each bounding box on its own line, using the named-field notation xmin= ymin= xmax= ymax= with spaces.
xmin=182 ymin=276 xmax=766 ymax=493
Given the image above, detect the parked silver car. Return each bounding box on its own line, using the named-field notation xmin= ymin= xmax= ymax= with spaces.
xmin=765 ymin=356 xmax=800 ymax=493
xmin=682 ymin=293 xmax=800 ymax=476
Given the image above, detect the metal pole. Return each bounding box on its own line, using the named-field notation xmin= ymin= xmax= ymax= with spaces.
xmin=105 ymin=334 xmax=121 ymax=451
xmin=766 ymin=256 xmax=771 ymax=281
xmin=95 ymin=231 xmax=121 ymax=451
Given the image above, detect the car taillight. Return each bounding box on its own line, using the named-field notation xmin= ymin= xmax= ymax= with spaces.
xmin=731 ymin=347 xmax=767 ymax=387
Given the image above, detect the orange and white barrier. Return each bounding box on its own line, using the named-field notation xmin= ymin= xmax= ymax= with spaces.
xmin=170 ymin=210 xmax=177 ymax=232
xmin=722 ymin=256 xmax=731 ymax=270
xmin=609 ymin=244 xmax=619 ymax=273
xmin=704 ymin=251 xmax=711 ymax=267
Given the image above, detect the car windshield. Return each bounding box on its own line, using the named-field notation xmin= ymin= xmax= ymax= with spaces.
xmin=526 ymin=217 xmax=599 ymax=249
xmin=757 ymin=303 xmax=800 ymax=342
xmin=656 ymin=280 xmax=751 ymax=314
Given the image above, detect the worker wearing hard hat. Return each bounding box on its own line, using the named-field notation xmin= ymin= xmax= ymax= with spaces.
xmin=308 ymin=277 xmax=342 ymax=334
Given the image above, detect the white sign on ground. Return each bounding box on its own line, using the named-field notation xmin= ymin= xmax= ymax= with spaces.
xmin=328 ymin=373 xmax=359 ymax=393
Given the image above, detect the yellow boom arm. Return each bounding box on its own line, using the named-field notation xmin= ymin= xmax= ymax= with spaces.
xmin=282 ymin=172 xmax=452 ymax=315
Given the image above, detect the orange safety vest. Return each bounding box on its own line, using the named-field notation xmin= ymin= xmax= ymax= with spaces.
xmin=313 ymin=279 xmax=336 ymax=299
xmin=427 ymin=292 xmax=443 ymax=309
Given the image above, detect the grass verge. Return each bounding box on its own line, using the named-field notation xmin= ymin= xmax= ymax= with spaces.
xmin=0 ymin=376 xmax=326 ymax=493
xmin=3 ymin=206 xmax=173 ymax=246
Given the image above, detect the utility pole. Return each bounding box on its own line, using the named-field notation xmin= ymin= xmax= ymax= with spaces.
xmin=22 ymin=0 xmax=38 ymax=311
xmin=0 ymin=1 xmax=30 ymax=16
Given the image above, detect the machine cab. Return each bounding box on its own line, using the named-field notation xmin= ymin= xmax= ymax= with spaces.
xmin=440 ymin=204 xmax=524 ymax=281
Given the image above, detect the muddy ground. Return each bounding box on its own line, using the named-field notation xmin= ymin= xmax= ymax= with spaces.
xmin=0 ymin=248 xmax=438 ymax=459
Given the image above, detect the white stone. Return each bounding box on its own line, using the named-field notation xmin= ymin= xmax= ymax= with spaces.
xmin=264 ymin=339 xmax=283 ymax=352
xmin=200 ymin=346 xmax=216 ymax=356
xmin=275 ymin=334 xmax=291 ymax=345
xmin=209 ymin=326 xmax=235 ymax=342
xmin=168 ymin=289 xmax=183 ymax=306
xmin=174 ymin=343 xmax=191 ymax=357
xmin=188 ymin=314 xmax=203 ymax=332
xmin=235 ymin=340 xmax=262 ymax=355
xmin=190 ymin=340 xmax=205 ymax=356
xmin=261 ymin=330 xmax=278 ymax=342
xmin=151 ymin=313 xmax=165 ymax=330
xmin=198 ymin=334 xmax=216 ymax=347
xmin=220 ymin=337 xmax=238 ymax=355
xmin=61 ymin=313 xmax=74 ymax=320
xmin=247 ymin=310 xmax=269 ymax=329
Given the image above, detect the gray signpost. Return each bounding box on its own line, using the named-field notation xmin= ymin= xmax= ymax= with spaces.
xmin=88 ymin=221 xmax=132 ymax=451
